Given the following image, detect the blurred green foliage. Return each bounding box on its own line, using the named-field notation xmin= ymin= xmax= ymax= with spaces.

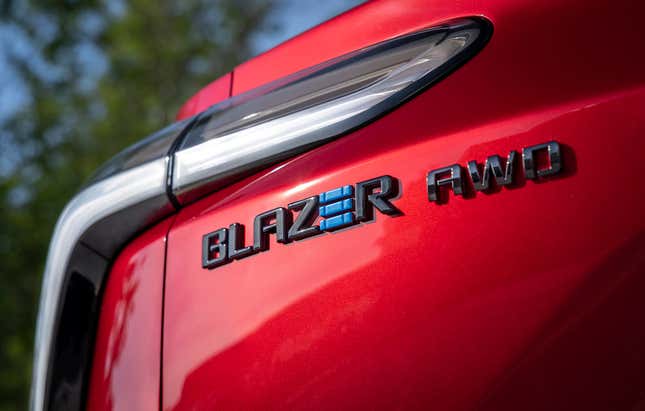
xmin=0 ymin=0 xmax=275 ymax=409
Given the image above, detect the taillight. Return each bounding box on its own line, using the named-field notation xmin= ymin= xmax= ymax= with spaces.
xmin=172 ymin=17 xmax=491 ymax=203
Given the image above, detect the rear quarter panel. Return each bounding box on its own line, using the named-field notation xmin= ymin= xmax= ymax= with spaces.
xmin=88 ymin=218 xmax=174 ymax=411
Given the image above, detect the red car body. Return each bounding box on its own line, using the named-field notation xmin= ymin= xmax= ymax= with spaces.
xmin=38 ymin=0 xmax=645 ymax=410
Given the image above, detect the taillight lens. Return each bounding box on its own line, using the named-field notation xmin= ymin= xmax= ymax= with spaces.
xmin=172 ymin=17 xmax=491 ymax=202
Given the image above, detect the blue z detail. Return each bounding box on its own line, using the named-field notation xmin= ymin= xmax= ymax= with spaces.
xmin=318 ymin=185 xmax=355 ymax=231
xmin=319 ymin=213 xmax=354 ymax=231
xmin=319 ymin=198 xmax=354 ymax=217
xmin=319 ymin=185 xmax=353 ymax=204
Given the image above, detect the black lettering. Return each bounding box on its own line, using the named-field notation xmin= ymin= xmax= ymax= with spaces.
xmin=202 ymin=228 xmax=228 ymax=269
xmin=287 ymin=196 xmax=321 ymax=241
xmin=522 ymin=141 xmax=562 ymax=179
xmin=427 ymin=165 xmax=463 ymax=202
xmin=467 ymin=151 xmax=516 ymax=191
xmin=356 ymin=175 xmax=401 ymax=222
xmin=253 ymin=207 xmax=292 ymax=252
xmin=228 ymin=223 xmax=256 ymax=260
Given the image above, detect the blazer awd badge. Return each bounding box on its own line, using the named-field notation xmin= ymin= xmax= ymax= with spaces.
xmin=203 ymin=141 xmax=562 ymax=269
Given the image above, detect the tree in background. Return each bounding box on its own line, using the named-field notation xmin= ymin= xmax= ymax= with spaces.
xmin=0 ymin=1 xmax=275 ymax=409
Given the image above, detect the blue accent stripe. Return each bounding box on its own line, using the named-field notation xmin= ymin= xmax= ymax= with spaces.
xmin=319 ymin=212 xmax=354 ymax=231
xmin=319 ymin=185 xmax=353 ymax=204
xmin=319 ymin=198 xmax=354 ymax=217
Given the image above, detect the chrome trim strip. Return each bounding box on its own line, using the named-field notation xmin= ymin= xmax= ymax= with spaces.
xmin=31 ymin=158 xmax=171 ymax=411
xmin=87 ymin=117 xmax=192 ymax=185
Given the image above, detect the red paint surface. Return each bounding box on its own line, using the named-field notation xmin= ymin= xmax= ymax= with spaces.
xmin=87 ymin=217 xmax=174 ymax=411
xmin=163 ymin=88 xmax=645 ymax=409
xmin=86 ymin=0 xmax=645 ymax=409
xmin=175 ymin=73 xmax=232 ymax=120
xmin=161 ymin=0 xmax=645 ymax=408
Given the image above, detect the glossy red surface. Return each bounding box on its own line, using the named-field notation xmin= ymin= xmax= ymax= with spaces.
xmin=163 ymin=87 xmax=645 ymax=409
xmin=83 ymin=0 xmax=645 ymax=409
xmin=175 ymin=73 xmax=232 ymax=120
xmin=160 ymin=0 xmax=645 ymax=409
xmin=87 ymin=217 xmax=174 ymax=411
